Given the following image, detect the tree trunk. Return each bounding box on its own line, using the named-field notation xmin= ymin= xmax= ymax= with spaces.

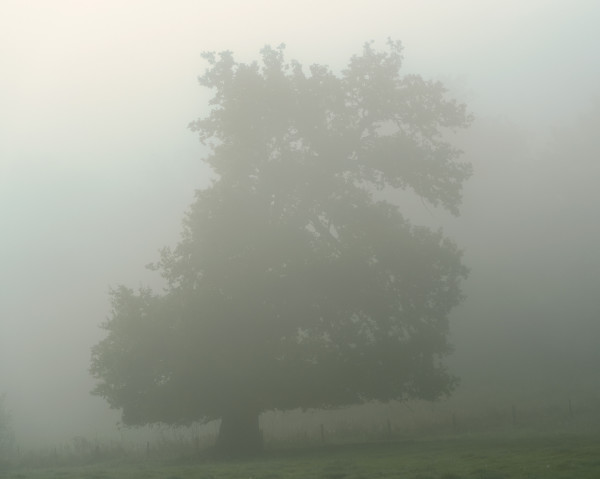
xmin=216 ymin=408 xmax=263 ymax=456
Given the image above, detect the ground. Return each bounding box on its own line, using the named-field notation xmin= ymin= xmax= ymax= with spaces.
xmin=4 ymin=432 xmax=600 ymax=478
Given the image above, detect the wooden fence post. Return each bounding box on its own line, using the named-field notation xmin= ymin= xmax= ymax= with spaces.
xmin=569 ymin=399 xmax=573 ymax=419
xmin=452 ymin=412 xmax=457 ymax=432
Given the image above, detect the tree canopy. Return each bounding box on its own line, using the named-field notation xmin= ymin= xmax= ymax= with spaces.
xmin=91 ymin=40 xmax=472 ymax=454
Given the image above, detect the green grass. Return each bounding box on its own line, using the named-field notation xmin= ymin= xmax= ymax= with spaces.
xmin=5 ymin=433 xmax=600 ymax=479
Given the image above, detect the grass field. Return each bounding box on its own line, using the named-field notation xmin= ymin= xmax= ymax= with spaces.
xmin=4 ymin=432 xmax=600 ymax=479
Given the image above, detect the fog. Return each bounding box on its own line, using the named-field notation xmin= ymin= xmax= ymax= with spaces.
xmin=1 ymin=0 xmax=599 ymax=447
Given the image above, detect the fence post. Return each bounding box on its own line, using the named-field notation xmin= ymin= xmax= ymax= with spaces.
xmin=452 ymin=412 xmax=457 ymax=432
xmin=569 ymin=399 xmax=573 ymax=419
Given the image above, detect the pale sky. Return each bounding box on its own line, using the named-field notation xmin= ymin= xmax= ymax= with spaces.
xmin=1 ymin=0 xmax=599 ymax=445
xmin=3 ymin=0 xmax=598 ymax=172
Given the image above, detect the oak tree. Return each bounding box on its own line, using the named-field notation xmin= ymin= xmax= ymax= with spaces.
xmin=91 ymin=41 xmax=472 ymax=455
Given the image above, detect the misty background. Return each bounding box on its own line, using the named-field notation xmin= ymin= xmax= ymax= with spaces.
xmin=1 ymin=1 xmax=599 ymax=447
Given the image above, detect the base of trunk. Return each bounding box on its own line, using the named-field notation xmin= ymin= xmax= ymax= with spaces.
xmin=216 ymin=409 xmax=263 ymax=456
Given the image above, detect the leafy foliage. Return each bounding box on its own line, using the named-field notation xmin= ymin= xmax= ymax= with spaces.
xmin=91 ymin=41 xmax=472 ymax=432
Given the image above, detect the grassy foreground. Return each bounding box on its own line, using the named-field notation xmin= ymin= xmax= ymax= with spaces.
xmin=6 ymin=433 xmax=600 ymax=479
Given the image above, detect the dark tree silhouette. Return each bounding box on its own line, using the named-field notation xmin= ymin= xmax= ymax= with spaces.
xmin=91 ymin=41 xmax=472 ymax=455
